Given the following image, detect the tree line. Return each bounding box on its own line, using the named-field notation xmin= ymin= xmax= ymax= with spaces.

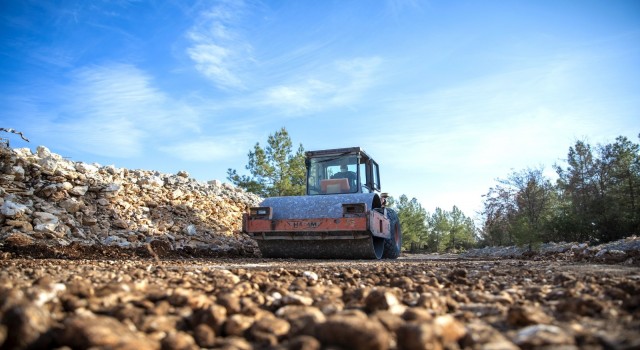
xmin=392 ymin=195 xmax=476 ymax=253
xmin=480 ymin=135 xmax=640 ymax=248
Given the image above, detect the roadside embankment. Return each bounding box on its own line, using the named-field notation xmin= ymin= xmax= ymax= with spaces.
xmin=0 ymin=144 xmax=261 ymax=258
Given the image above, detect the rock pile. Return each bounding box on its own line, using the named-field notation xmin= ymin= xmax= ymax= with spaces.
xmin=462 ymin=237 xmax=640 ymax=265
xmin=0 ymin=144 xmax=262 ymax=257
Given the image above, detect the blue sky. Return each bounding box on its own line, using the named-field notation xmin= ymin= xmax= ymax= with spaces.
xmin=1 ymin=0 xmax=639 ymax=219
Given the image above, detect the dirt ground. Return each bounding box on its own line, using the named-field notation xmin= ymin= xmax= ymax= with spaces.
xmin=1 ymin=251 xmax=639 ymax=349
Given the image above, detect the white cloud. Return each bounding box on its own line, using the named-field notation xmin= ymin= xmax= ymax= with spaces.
xmin=184 ymin=3 xmax=383 ymax=114
xmin=259 ymin=56 xmax=382 ymax=113
xmin=186 ymin=0 xmax=251 ymax=90
xmin=264 ymin=80 xmax=332 ymax=111
xmin=187 ymin=43 xmax=243 ymax=88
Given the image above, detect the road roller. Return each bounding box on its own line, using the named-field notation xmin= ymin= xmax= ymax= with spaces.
xmin=243 ymin=147 xmax=402 ymax=259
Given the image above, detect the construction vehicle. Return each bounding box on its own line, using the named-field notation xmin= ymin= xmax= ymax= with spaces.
xmin=243 ymin=147 xmax=402 ymax=259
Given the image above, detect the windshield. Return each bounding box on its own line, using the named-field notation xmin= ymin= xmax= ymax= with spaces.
xmin=307 ymin=155 xmax=359 ymax=195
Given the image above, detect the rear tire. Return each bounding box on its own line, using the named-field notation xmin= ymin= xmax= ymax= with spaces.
xmin=383 ymin=208 xmax=402 ymax=259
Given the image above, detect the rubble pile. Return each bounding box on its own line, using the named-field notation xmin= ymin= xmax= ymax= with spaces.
xmin=463 ymin=236 xmax=640 ymax=265
xmin=0 ymin=145 xmax=261 ymax=257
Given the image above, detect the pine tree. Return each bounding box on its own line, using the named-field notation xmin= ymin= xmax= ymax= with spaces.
xmin=227 ymin=127 xmax=305 ymax=197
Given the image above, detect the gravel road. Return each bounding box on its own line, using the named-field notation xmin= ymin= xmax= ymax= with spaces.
xmin=1 ymin=256 xmax=639 ymax=350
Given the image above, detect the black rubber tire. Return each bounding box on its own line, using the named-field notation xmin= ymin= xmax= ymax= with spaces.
xmin=382 ymin=208 xmax=402 ymax=259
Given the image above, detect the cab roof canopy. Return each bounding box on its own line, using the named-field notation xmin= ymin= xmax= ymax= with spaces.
xmin=305 ymin=147 xmax=373 ymax=161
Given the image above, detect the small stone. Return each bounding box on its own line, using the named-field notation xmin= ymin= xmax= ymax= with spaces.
xmin=251 ymin=316 xmax=290 ymax=337
xmin=507 ymin=304 xmax=552 ymax=327
xmin=372 ymin=310 xmax=405 ymax=333
xmin=60 ymin=198 xmax=83 ymax=213
xmin=61 ymin=315 xmax=158 ymax=349
xmin=75 ymin=162 xmax=99 ymax=174
xmin=282 ymin=293 xmax=314 ymax=306
xmin=69 ymin=185 xmax=89 ymax=196
xmin=193 ymin=324 xmax=216 ymax=348
xmin=303 ymin=271 xmax=319 ymax=281
xmin=396 ymin=323 xmax=436 ymax=350
xmin=250 ymin=316 xmax=290 ymax=346
xmin=112 ymin=219 xmax=129 ymax=229
xmin=33 ymin=211 xmax=58 ymax=225
xmin=214 ymin=336 xmax=252 ymax=350
xmin=12 ymin=165 xmax=25 ymax=180
xmin=391 ymin=276 xmax=415 ymax=290
xmin=184 ymin=224 xmax=197 ymax=236
xmin=315 ymin=314 xmax=389 ymax=350
xmin=172 ymin=189 xmax=184 ymax=199
xmin=434 ymin=315 xmax=466 ymax=343
xmin=225 ymin=314 xmax=255 ymax=336
xmin=161 ymin=331 xmax=198 ymax=350
xmin=365 ymin=288 xmax=406 ymax=314
xmin=276 ymin=305 xmax=326 ymax=336
xmin=140 ymin=315 xmax=180 ymax=333
xmin=3 ymin=232 xmax=34 ymax=246
xmin=1 ymin=200 xmax=28 ymax=217
xmin=82 ymin=217 xmax=98 ymax=226
xmin=284 ymin=335 xmax=321 ymax=350
xmin=556 ymin=296 xmax=604 ymax=317
xmin=2 ymin=303 xmax=51 ymax=349
xmin=513 ymin=324 xmax=575 ymax=348
xmin=103 ymin=183 xmax=121 ymax=192
xmin=402 ymin=308 xmax=433 ymax=323
xmin=460 ymin=321 xmax=518 ymax=350
xmin=5 ymin=219 xmax=33 ymax=232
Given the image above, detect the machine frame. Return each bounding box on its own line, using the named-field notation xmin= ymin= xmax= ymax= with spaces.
xmin=242 ymin=147 xmax=401 ymax=259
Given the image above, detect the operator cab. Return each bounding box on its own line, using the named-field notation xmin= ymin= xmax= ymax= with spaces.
xmin=305 ymin=147 xmax=381 ymax=195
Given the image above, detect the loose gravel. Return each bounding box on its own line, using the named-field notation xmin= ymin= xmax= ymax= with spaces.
xmin=1 ymin=257 xmax=639 ymax=350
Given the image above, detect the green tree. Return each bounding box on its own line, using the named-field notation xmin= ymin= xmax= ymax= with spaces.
xmin=426 ymin=207 xmax=477 ymax=253
xmin=481 ymin=167 xmax=555 ymax=249
xmin=395 ymin=195 xmax=429 ymax=252
xmin=554 ymin=140 xmax=600 ymax=242
xmin=553 ymin=137 xmax=640 ymax=243
xmin=428 ymin=207 xmax=450 ymax=252
xmin=446 ymin=206 xmax=476 ymax=252
xmin=510 ymin=168 xmax=555 ymax=248
xmin=227 ymin=127 xmax=306 ymax=197
xmin=480 ymin=184 xmax=517 ymax=246
xmin=598 ymin=135 xmax=640 ymax=240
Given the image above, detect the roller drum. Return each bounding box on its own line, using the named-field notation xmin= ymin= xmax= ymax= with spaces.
xmin=253 ymin=193 xmax=385 ymax=259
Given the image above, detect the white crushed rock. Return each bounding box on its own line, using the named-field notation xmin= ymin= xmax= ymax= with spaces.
xmin=462 ymin=236 xmax=640 ymax=265
xmin=0 ymin=144 xmax=262 ymax=255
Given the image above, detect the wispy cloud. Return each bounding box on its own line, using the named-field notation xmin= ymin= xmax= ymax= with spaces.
xmin=13 ymin=63 xmax=201 ymax=159
xmin=186 ymin=0 xmax=251 ymax=90
xmin=386 ymin=0 xmax=424 ymax=17
xmin=259 ymin=56 xmax=383 ymax=114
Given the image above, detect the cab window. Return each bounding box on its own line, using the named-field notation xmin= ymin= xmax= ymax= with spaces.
xmin=372 ymin=161 xmax=380 ymax=191
xmin=307 ymin=155 xmax=358 ymax=195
